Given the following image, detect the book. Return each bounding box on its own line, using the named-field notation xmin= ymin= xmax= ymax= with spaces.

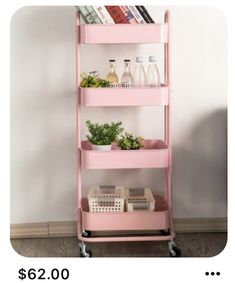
xmin=86 ymin=6 xmax=103 ymax=24
xmin=78 ymin=6 xmax=90 ymax=23
xmin=93 ymin=6 xmax=115 ymax=24
xmin=128 ymin=6 xmax=146 ymax=24
xmin=135 ymin=6 xmax=154 ymax=23
xmin=105 ymin=6 xmax=129 ymax=24
xmin=119 ymin=6 xmax=138 ymax=24
xmin=79 ymin=6 xmax=102 ymax=24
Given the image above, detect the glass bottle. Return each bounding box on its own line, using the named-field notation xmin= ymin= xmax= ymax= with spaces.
xmin=133 ymin=56 xmax=147 ymax=87
xmin=106 ymin=60 xmax=119 ymax=86
xmin=121 ymin=59 xmax=134 ymax=87
xmin=146 ymin=56 xmax=161 ymax=87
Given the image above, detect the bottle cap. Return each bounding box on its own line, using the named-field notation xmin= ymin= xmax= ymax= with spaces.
xmin=149 ymin=56 xmax=156 ymax=62
xmin=136 ymin=56 xmax=143 ymax=63
xmin=109 ymin=59 xmax=115 ymax=62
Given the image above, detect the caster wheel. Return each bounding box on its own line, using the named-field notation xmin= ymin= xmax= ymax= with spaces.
xmin=80 ymin=244 xmax=92 ymax=258
xmin=80 ymin=248 xmax=92 ymax=257
xmin=169 ymin=246 xmax=181 ymax=257
xmin=160 ymin=229 xmax=170 ymax=235
xmin=82 ymin=229 xmax=91 ymax=238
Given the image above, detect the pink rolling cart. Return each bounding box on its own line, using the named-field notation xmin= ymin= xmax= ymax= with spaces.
xmin=76 ymin=10 xmax=181 ymax=257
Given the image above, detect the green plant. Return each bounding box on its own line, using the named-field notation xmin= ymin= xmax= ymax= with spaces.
xmin=80 ymin=71 xmax=110 ymax=88
xmin=86 ymin=120 xmax=123 ymax=145
xmin=117 ymin=132 xmax=144 ymax=150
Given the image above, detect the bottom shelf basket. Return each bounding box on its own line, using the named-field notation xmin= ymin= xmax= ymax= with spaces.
xmin=81 ymin=195 xmax=170 ymax=231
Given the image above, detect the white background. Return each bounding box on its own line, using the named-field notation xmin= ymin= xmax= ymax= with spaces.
xmin=0 ymin=0 xmax=234 ymax=282
xmin=11 ymin=6 xmax=227 ymax=223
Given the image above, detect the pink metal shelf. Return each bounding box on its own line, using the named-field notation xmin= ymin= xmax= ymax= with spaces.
xmin=80 ymin=195 xmax=170 ymax=232
xmin=80 ymin=86 xmax=168 ymax=107
xmin=79 ymin=24 xmax=168 ymax=44
xmin=76 ymin=11 xmax=177 ymax=255
xmin=80 ymin=139 xmax=169 ymax=169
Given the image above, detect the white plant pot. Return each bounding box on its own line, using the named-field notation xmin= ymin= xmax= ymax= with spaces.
xmin=91 ymin=144 xmax=112 ymax=151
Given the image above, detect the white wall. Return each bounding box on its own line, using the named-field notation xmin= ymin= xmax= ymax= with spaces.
xmin=10 ymin=6 xmax=227 ymax=223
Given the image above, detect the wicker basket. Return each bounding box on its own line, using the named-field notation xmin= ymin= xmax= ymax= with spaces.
xmin=126 ymin=188 xmax=155 ymax=211
xmin=88 ymin=185 xmax=125 ymax=213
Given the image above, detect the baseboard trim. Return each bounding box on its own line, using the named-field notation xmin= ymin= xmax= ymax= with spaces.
xmin=10 ymin=223 xmax=49 ymax=238
xmin=48 ymin=221 xmax=77 ymax=237
xmin=173 ymin=218 xmax=227 ymax=233
xmin=10 ymin=218 xmax=227 ymax=239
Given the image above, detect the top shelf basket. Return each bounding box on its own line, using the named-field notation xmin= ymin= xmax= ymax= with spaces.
xmin=79 ymin=24 xmax=168 ymax=44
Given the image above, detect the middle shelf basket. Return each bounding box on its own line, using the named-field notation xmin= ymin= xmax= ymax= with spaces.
xmin=79 ymin=86 xmax=169 ymax=107
xmin=80 ymin=139 xmax=169 ymax=169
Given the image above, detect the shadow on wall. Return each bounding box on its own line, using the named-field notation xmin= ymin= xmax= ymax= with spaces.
xmin=173 ymin=109 xmax=227 ymax=218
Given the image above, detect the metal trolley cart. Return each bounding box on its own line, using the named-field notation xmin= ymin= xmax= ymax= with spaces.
xmin=76 ymin=10 xmax=181 ymax=257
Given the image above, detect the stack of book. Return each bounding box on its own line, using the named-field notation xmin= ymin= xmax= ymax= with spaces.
xmin=78 ymin=6 xmax=155 ymax=24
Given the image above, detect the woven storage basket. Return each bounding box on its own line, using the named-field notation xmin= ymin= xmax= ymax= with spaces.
xmin=88 ymin=185 xmax=125 ymax=213
xmin=126 ymin=188 xmax=155 ymax=211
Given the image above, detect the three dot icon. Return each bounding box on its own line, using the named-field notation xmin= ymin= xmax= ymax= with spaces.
xmin=205 ymin=272 xmax=220 ymax=276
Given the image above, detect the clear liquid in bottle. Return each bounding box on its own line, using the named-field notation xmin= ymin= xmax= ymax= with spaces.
xmin=133 ymin=56 xmax=147 ymax=87
xmin=146 ymin=56 xmax=161 ymax=87
xmin=106 ymin=59 xmax=119 ymax=87
xmin=121 ymin=59 xmax=134 ymax=88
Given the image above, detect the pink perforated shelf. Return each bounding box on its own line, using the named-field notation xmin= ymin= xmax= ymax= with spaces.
xmin=80 ymin=139 xmax=169 ymax=169
xmin=80 ymin=86 xmax=168 ymax=107
xmin=79 ymin=24 xmax=168 ymax=44
xmin=81 ymin=195 xmax=170 ymax=231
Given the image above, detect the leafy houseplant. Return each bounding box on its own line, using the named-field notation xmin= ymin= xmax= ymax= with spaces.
xmin=86 ymin=120 xmax=123 ymax=151
xmin=80 ymin=71 xmax=110 ymax=88
xmin=117 ymin=132 xmax=144 ymax=150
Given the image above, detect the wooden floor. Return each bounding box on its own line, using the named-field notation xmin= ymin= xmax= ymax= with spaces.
xmin=11 ymin=233 xmax=227 ymax=257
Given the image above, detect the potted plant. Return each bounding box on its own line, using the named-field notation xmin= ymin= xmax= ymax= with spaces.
xmin=80 ymin=71 xmax=110 ymax=88
xmin=117 ymin=132 xmax=144 ymax=150
xmin=86 ymin=120 xmax=123 ymax=151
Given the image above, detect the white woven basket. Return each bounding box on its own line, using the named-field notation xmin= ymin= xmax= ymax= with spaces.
xmin=126 ymin=188 xmax=155 ymax=212
xmin=88 ymin=185 xmax=125 ymax=213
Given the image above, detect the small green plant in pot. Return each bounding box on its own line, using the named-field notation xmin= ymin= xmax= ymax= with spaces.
xmin=86 ymin=120 xmax=123 ymax=151
xmin=80 ymin=71 xmax=110 ymax=88
xmin=117 ymin=132 xmax=144 ymax=150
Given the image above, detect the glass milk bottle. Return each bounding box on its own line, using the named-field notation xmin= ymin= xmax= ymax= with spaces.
xmin=133 ymin=56 xmax=147 ymax=87
xmin=146 ymin=56 xmax=161 ymax=87
xmin=106 ymin=59 xmax=119 ymax=86
xmin=121 ymin=59 xmax=134 ymax=87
